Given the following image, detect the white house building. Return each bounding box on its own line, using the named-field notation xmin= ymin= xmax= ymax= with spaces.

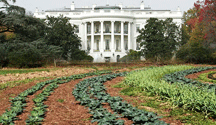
xmin=34 ymin=1 xmax=182 ymax=62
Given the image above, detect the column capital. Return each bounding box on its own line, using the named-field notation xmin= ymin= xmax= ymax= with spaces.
xmin=100 ymin=21 xmax=104 ymax=23
xmin=111 ymin=21 xmax=115 ymax=23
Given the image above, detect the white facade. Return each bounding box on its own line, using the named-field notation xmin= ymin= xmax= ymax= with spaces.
xmin=34 ymin=1 xmax=182 ymax=62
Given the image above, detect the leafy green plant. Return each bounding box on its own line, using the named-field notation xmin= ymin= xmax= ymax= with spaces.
xmin=0 ymin=70 xmax=112 ymax=125
xmin=124 ymin=65 xmax=216 ymax=118
xmin=73 ymin=73 xmax=168 ymax=124
xmin=198 ymin=71 xmax=216 ymax=83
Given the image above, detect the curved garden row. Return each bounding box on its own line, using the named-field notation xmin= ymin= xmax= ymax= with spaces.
xmin=124 ymin=65 xmax=216 ymax=118
xmin=208 ymin=72 xmax=216 ymax=80
xmin=0 ymin=70 xmax=112 ymax=125
xmin=73 ymin=73 xmax=168 ymax=125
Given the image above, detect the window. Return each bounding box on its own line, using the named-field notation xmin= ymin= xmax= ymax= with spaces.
xmin=96 ymin=40 xmax=99 ymax=50
xmin=115 ymin=23 xmax=120 ymax=33
xmin=96 ymin=24 xmax=99 ymax=33
xmin=136 ymin=24 xmax=140 ymax=32
xmin=87 ymin=24 xmax=91 ymax=34
xmin=75 ymin=25 xmax=79 ymax=33
xmin=105 ymin=39 xmax=110 ymax=50
xmin=116 ymin=40 xmax=120 ymax=50
xmin=124 ymin=24 xmax=128 ymax=34
xmin=87 ymin=40 xmax=91 ymax=51
xmin=105 ymin=24 xmax=110 ymax=33
xmin=125 ymin=40 xmax=128 ymax=50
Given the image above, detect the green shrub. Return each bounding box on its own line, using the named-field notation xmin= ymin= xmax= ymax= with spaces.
xmin=120 ymin=49 xmax=141 ymax=62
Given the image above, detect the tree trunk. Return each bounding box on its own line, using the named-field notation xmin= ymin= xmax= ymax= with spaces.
xmin=54 ymin=59 xmax=56 ymax=67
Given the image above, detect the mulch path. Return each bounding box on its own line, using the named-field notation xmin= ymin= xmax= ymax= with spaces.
xmin=0 ymin=79 xmax=48 ymax=115
xmin=0 ymin=72 xmax=191 ymax=125
xmin=103 ymin=77 xmax=183 ymax=125
xmin=186 ymin=69 xmax=216 ymax=80
xmin=14 ymin=85 xmax=47 ymax=125
xmin=43 ymin=78 xmax=97 ymax=125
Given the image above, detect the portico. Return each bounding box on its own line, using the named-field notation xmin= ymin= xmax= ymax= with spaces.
xmin=34 ymin=1 xmax=182 ymax=62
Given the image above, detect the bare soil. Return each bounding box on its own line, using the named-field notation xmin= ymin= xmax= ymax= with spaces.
xmin=186 ymin=69 xmax=216 ymax=83
xmin=0 ymin=68 xmax=93 ymax=122
xmin=1 ymin=64 xmax=215 ymax=125
xmin=0 ymin=67 xmax=94 ymax=84
xmin=103 ymin=77 xmax=183 ymax=125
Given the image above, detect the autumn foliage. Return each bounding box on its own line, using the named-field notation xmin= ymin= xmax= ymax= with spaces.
xmin=177 ymin=0 xmax=216 ymax=63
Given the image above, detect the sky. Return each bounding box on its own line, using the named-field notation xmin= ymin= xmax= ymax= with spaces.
xmin=3 ymin=0 xmax=198 ymax=13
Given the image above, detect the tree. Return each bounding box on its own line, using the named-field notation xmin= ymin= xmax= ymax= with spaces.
xmin=176 ymin=0 xmax=216 ymax=64
xmin=0 ymin=0 xmax=26 ymax=33
xmin=177 ymin=23 xmax=213 ymax=63
xmin=137 ymin=18 xmax=180 ymax=62
xmin=195 ymin=0 xmax=216 ymax=45
xmin=45 ymin=15 xmax=82 ymax=60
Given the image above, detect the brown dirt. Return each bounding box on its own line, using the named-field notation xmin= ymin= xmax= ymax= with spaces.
xmin=0 ymin=80 xmax=45 ymax=115
xmin=103 ymin=77 xmax=183 ymax=125
xmin=14 ymin=85 xmax=48 ymax=125
xmin=43 ymin=79 xmax=97 ymax=125
xmin=0 ymin=68 xmax=93 ymax=121
xmin=185 ymin=69 xmax=216 ymax=82
xmin=0 ymin=67 xmax=94 ymax=84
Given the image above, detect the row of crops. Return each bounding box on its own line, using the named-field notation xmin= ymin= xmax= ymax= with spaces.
xmin=73 ymin=73 xmax=168 ymax=125
xmin=124 ymin=65 xmax=216 ymax=117
xmin=0 ymin=70 xmax=112 ymax=125
xmin=2 ymin=65 xmax=215 ymax=125
xmin=208 ymin=72 xmax=216 ymax=80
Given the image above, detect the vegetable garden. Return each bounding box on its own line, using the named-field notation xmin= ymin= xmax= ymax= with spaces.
xmin=1 ymin=65 xmax=216 ymax=124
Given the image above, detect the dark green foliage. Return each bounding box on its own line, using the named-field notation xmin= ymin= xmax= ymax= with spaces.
xmin=120 ymin=49 xmax=141 ymax=62
xmin=7 ymin=42 xmax=43 ymax=68
xmin=137 ymin=18 xmax=180 ymax=62
xmin=163 ymin=67 xmax=216 ymax=87
xmin=176 ymin=42 xmax=214 ymax=63
xmin=45 ymin=15 xmax=81 ymax=60
xmin=70 ymin=50 xmax=93 ymax=62
xmin=0 ymin=43 xmax=9 ymax=68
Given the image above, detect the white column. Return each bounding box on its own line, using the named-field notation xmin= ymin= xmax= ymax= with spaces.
xmin=84 ymin=22 xmax=87 ymax=51
xmin=128 ymin=22 xmax=131 ymax=50
xmin=100 ymin=21 xmax=104 ymax=52
xmin=111 ymin=21 xmax=115 ymax=52
xmin=121 ymin=21 xmax=124 ymax=52
xmin=91 ymin=21 xmax=94 ymax=53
